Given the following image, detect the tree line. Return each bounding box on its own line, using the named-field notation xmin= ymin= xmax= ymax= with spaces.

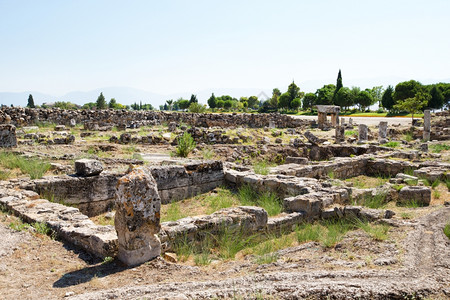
xmin=24 ymin=73 xmax=450 ymax=115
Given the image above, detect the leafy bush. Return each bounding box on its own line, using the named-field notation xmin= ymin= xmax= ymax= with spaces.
xmin=175 ymin=132 xmax=196 ymax=158
xmin=383 ymin=141 xmax=399 ymax=148
xmin=444 ymin=223 xmax=450 ymax=240
xmin=188 ymin=102 xmax=207 ymax=113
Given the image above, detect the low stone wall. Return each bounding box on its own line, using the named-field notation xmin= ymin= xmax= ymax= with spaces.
xmin=21 ymin=160 xmax=224 ymax=216
xmin=1 ymin=107 xmax=311 ymax=129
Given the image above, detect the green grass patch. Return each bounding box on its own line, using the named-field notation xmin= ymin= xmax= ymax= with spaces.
xmin=382 ymin=141 xmax=400 ymax=148
xmin=362 ymin=193 xmax=387 ymax=209
xmin=238 ymin=185 xmax=282 ymax=216
xmin=444 ymin=222 xmax=450 ymax=240
xmin=430 ymin=143 xmax=450 ymax=153
xmin=345 ymin=130 xmax=357 ymax=136
xmin=354 ymin=219 xmax=389 ymax=241
xmin=253 ymin=160 xmax=270 ymax=175
xmin=0 ymin=151 xmax=50 ymax=179
xmin=162 ymin=202 xmax=187 ymax=222
xmin=205 ymin=188 xmax=237 ymax=214
xmin=404 ymin=132 xmax=413 ymax=142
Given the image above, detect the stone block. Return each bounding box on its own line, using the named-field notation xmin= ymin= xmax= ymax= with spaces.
xmin=398 ymin=186 xmax=431 ymax=206
xmin=0 ymin=124 xmax=17 ymax=148
xmin=285 ymin=157 xmax=308 ymax=165
xmin=115 ymin=167 xmax=161 ymax=266
xmin=75 ymin=159 xmax=103 ymax=177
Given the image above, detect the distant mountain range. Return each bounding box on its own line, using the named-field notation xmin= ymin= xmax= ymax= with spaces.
xmin=1 ymin=77 xmax=448 ymax=108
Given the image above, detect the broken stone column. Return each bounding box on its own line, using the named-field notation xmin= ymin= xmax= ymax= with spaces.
xmin=317 ymin=112 xmax=326 ymax=130
xmin=0 ymin=124 xmax=17 ymax=148
xmin=349 ymin=118 xmax=353 ymax=125
xmin=358 ymin=124 xmax=368 ymax=144
xmin=423 ymin=109 xmax=431 ymax=141
xmin=335 ymin=126 xmax=345 ymax=143
xmin=115 ymin=167 xmax=161 ymax=266
xmin=330 ymin=113 xmax=339 ymax=127
xmin=379 ymin=121 xmax=388 ymax=144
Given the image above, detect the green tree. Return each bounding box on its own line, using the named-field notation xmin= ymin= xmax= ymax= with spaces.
xmin=166 ymin=99 xmax=173 ymax=111
xmin=178 ymin=99 xmax=190 ymax=110
xmin=316 ymin=84 xmax=335 ymax=105
xmin=355 ymin=90 xmax=374 ymax=111
xmin=216 ymin=100 xmax=224 ymax=109
xmin=370 ymin=86 xmax=384 ymax=107
xmin=247 ymin=96 xmax=259 ymax=109
xmin=223 ymin=100 xmax=233 ymax=110
xmin=381 ymin=85 xmax=395 ymax=111
xmin=207 ymin=93 xmax=217 ymax=109
xmin=428 ymin=86 xmax=444 ymax=110
xmin=334 ymin=87 xmax=354 ymax=111
xmin=302 ymin=93 xmax=316 ymax=111
xmin=269 ymin=88 xmax=281 ymax=108
xmin=27 ymin=94 xmax=35 ymax=108
xmin=394 ymin=90 xmax=430 ymax=123
xmin=189 ymin=94 xmax=198 ymax=104
xmin=277 ymin=92 xmax=291 ymax=110
xmin=82 ymin=102 xmax=96 ymax=109
xmin=332 ymin=69 xmax=343 ymax=104
xmin=393 ymin=80 xmax=422 ymax=103
xmin=291 ymin=98 xmax=301 ymax=112
xmin=108 ymin=98 xmax=117 ymax=109
xmin=287 ymin=81 xmax=300 ymax=102
xmin=96 ymin=92 xmax=106 ymax=109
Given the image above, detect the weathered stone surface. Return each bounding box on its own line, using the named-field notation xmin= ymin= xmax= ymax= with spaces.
xmin=358 ymin=124 xmax=368 ymax=143
xmin=398 ymin=186 xmax=431 ymax=206
xmin=55 ymin=125 xmax=66 ymax=131
xmin=115 ymin=167 xmax=161 ymax=266
xmin=75 ymin=159 xmax=103 ymax=177
xmin=335 ymin=126 xmax=345 ymax=143
xmin=304 ymin=131 xmax=320 ymax=145
xmin=285 ymin=157 xmax=308 ymax=165
xmin=168 ymin=122 xmax=177 ymax=132
xmin=423 ymin=109 xmax=431 ymax=141
xmin=0 ymin=124 xmax=17 ymax=148
xmin=379 ymin=121 xmax=388 ymax=143
xmin=0 ymin=195 xmax=117 ymax=258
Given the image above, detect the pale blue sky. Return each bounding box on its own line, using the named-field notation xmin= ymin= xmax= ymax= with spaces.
xmin=0 ymin=0 xmax=449 ymax=97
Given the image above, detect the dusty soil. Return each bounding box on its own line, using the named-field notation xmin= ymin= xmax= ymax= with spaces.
xmin=1 ymin=205 xmax=449 ymax=300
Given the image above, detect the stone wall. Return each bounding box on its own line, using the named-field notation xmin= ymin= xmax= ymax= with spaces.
xmin=1 ymin=107 xmax=311 ymax=129
xmin=21 ymin=160 xmax=224 ymax=216
xmin=0 ymin=124 xmax=17 ymax=147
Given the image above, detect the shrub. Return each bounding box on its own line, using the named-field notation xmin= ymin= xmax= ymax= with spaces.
xmin=188 ymin=102 xmax=207 ymax=113
xmin=175 ymin=132 xmax=196 ymax=158
xmin=430 ymin=143 xmax=450 ymax=153
xmin=383 ymin=141 xmax=399 ymax=148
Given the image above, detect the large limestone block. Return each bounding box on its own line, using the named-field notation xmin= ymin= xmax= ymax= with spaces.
xmin=0 ymin=124 xmax=17 ymax=148
xmin=398 ymin=186 xmax=431 ymax=206
xmin=75 ymin=159 xmax=103 ymax=177
xmin=115 ymin=167 xmax=161 ymax=266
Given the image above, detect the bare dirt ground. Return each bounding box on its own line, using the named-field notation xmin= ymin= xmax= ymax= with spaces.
xmin=1 ymin=204 xmax=449 ymax=300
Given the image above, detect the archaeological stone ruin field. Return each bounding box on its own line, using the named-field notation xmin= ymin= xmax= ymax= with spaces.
xmin=0 ymin=106 xmax=449 ymax=299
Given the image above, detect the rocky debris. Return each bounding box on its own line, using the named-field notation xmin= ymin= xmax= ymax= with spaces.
xmin=168 ymin=122 xmax=177 ymax=132
xmin=115 ymin=167 xmax=162 ymax=266
xmin=19 ymin=130 xmax=75 ymax=145
xmin=54 ymin=125 xmax=66 ymax=131
xmin=414 ymin=165 xmax=450 ymax=182
xmin=75 ymin=159 xmax=103 ymax=177
xmin=398 ymin=186 xmax=431 ymax=206
xmin=0 ymin=124 xmax=17 ymax=147
xmin=1 ymin=107 xmax=311 ymax=129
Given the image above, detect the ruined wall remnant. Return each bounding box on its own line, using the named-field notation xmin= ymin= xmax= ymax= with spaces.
xmin=1 ymin=107 xmax=311 ymax=129
xmin=0 ymin=124 xmax=17 ymax=148
xmin=115 ymin=167 xmax=161 ymax=266
xmin=316 ymin=105 xmax=340 ymax=129
xmin=379 ymin=121 xmax=388 ymax=144
xmin=423 ymin=109 xmax=431 ymax=141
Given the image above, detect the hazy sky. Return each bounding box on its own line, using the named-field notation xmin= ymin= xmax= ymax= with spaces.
xmin=0 ymin=0 xmax=449 ymax=96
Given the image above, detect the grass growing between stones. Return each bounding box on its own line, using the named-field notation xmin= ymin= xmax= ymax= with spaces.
xmin=444 ymin=222 xmax=450 ymax=240
xmin=382 ymin=141 xmax=400 ymax=148
xmin=238 ymin=185 xmax=283 ymax=216
xmin=253 ymin=160 xmax=270 ymax=175
xmin=360 ymin=193 xmax=387 ymax=209
xmin=175 ymin=132 xmax=196 ymax=158
xmin=430 ymin=143 xmax=450 ymax=153
xmin=0 ymin=151 xmax=51 ymax=179
xmin=345 ymin=175 xmax=389 ymax=189
xmin=162 ymin=202 xmax=187 ymax=222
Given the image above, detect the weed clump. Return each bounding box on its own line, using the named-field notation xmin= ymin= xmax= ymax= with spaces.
xmin=238 ymin=185 xmax=282 ymax=216
xmin=175 ymin=132 xmax=196 ymax=158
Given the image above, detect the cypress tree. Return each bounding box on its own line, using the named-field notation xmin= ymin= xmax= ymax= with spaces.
xmin=27 ymin=94 xmax=35 ymax=108
xmin=332 ymin=69 xmax=343 ymax=105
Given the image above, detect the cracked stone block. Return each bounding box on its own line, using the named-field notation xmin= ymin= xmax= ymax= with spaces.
xmin=75 ymin=159 xmax=103 ymax=177
xmin=0 ymin=124 xmax=17 ymax=148
xmin=115 ymin=167 xmax=161 ymax=266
